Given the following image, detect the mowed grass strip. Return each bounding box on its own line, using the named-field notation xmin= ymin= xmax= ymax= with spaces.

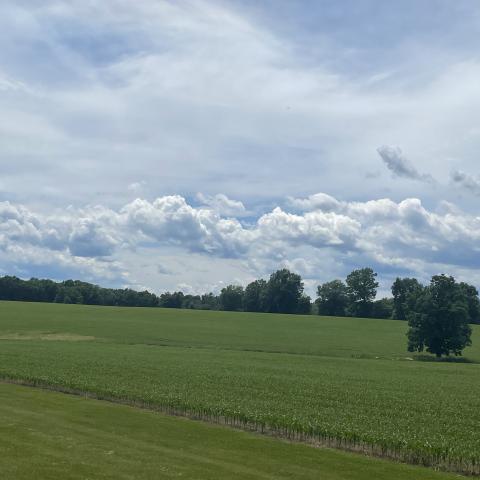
xmin=0 ymin=382 xmax=462 ymax=480
xmin=0 ymin=301 xmax=479 ymax=474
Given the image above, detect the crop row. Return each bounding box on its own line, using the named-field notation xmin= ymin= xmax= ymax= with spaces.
xmin=0 ymin=339 xmax=479 ymax=475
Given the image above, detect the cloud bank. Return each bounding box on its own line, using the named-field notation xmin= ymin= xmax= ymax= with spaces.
xmin=2 ymin=193 xmax=480 ymax=293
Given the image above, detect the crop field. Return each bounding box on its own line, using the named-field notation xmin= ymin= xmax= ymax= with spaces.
xmin=0 ymin=301 xmax=479 ymax=476
xmin=0 ymin=382 xmax=461 ymax=480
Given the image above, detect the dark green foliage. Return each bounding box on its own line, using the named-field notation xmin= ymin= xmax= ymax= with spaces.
xmin=391 ymin=278 xmax=424 ymax=320
xmin=219 ymin=285 xmax=244 ymax=311
xmin=296 ymin=295 xmax=312 ymax=314
xmin=316 ymin=280 xmax=349 ymax=316
xmin=1 ymin=271 xmax=477 ymax=324
xmin=371 ymin=298 xmax=394 ymax=320
xmin=244 ymin=279 xmax=268 ymax=312
xmin=458 ymin=282 xmax=480 ymax=324
xmin=407 ymin=275 xmax=472 ymax=357
xmin=0 ymin=276 xmax=159 ymax=308
xmin=199 ymin=293 xmax=220 ymax=310
xmin=159 ymin=291 xmax=184 ymax=308
xmin=264 ymin=269 xmax=305 ymax=314
xmin=346 ymin=268 xmax=379 ymax=317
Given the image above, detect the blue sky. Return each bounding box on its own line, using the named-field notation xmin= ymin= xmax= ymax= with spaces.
xmin=1 ymin=0 xmax=480 ymax=296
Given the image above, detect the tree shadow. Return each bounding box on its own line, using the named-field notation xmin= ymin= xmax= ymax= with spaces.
xmin=413 ymin=354 xmax=476 ymax=364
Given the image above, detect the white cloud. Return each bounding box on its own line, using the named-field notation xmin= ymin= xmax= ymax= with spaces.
xmin=68 ymin=218 xmax=118 ymax=257
xmin=127 ymin=181 xmax=146 ymax=193
xmin=3 ymin=193 xmax=480 ymax=294
xmin=196 ymin=193 xmax=246 ymax=216
xmin=2 ymin=2 xmax=480 ymax=293
xmin=2 ymin=1 xmax=480 ymax=210
xmin=120 ymin=196 xmax=252 ymax=257
xmin=258 ymin=207 xmax=360 ymax=248
xmin=287 ymin=193 xmax=341 ymax=212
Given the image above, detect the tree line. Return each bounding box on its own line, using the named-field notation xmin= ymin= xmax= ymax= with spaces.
xmin=0 ymin=267 xmax=478 ymax=323
xmin=316 ymin=269 xmax=480 ymax=324
xmin=0 ymin=270 xmax=310 ymax=313
xmin=1 ymin=268 xmax=477 ymax=357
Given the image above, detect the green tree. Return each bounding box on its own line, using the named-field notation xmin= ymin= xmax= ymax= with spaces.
xmin=296 ymin=295 xmax=312 ymax=314
xmin=407 ymin=274 xmax=472 ymax=358
xmin=458 ymin=282 xmax=480 ymax=324
xmin=219 ymin=285 xmax=244 ymax=311
xmin=244 ymin=279 xmax=267 ymax=312
xmin=371 ymin=297 xmax=394 ymax=319
xmin=265 ymin=269 xmax=304 ymax=314
xmin=345 ymin=268 xmax=379 ymax=317
xmin=315 ymin=279 xmax=348 ymax=316
xmin=199 ymin=293 xmax=219 ymax=310
xmin=160 ymin=291 xmax=184 ymax=308
xmin=391 ymin=277 xmax=423 ymax=320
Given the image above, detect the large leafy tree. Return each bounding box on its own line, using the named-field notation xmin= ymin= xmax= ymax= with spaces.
xmin=219 ymin=285 xmax=244 ymax=311
xmin=265 ymin=269 xmax=304 ymax=314
xmin=391 ymin=277 xmax=424 ymax=320
xmin=315 ymin=280 xmax=348 ymax=316
xmin=345 ymin=268 xmax=379 ymax=317
xmin=244 ymin=279 xmax=268 ymax=312
xmin=407 ymin=275 xmax=472 ymax=358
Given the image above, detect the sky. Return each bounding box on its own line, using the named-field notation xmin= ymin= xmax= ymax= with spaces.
xmin=1 ymin=0 xmax=480 ymax=297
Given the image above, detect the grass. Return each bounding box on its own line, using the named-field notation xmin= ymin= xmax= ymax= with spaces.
xmin=0 ymin=382 xmax=462 ymax=480
xmin=0 ymin=301 xmax=479 ymax=474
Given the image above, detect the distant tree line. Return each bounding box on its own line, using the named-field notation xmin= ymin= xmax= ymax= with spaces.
xmin=315 ymin=268 xmax=480 ymax=325
xmin=0 ymin=277 xmax=160 ymax=307
xmin=0 ymin=269 xmax=310 ymax=314
xmin=0 ymin=268 xmax=479 ymax=324
xmin=316 ymin=269 xmax=478 ymax=357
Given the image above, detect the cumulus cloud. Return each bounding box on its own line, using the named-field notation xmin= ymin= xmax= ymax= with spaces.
xmin=0 ymin=242 xmax=126 ymax=285
xmin=196 ymin=193 xmax=246 ymax=216
xmin=451 ymin=170 xmax=480 ymax=196
xmin=121 ymin=196 xmax=252 ymax=257
xmin=377 ymin=145 xmax=435 ymax=183
xmin=287 ymin=193 xmax=342 ymax=212
xmin=3 ymin=193 xmax=480 ymax=293
xmin=68 ymin=219 xmax=118 ymax=257
xmin=258 ymin=207 xmax=360 ymax=248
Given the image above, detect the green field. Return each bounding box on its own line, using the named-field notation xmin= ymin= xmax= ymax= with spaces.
xmin=0 ymin=383 xmax=461 ymax=480
xmin=0 ymin=301 xmax=479 ymax=476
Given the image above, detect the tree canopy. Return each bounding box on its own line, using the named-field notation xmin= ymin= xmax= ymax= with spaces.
xmin=264 ymin=269 xmax=305 ymax=314
xmin=1 ymin=269 xmax=479 ymax=332
xmin=219 ymin=285 xmax=244 ymax=311
xmin=316 ymin=280 xmax=348 ymax=316
xmin=345 ymin=268 xmax=379 ymax=317
xmin=391 ymin=277 xmax=424 ymax=320
xmin=407 ymin=275 xmax=472 ymax=357
xmin=243 ymin=279 xmax=267 ymax=312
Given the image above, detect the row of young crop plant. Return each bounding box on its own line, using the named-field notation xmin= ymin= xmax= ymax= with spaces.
xmin=1 ymin=374 xmax=478 ymax=476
